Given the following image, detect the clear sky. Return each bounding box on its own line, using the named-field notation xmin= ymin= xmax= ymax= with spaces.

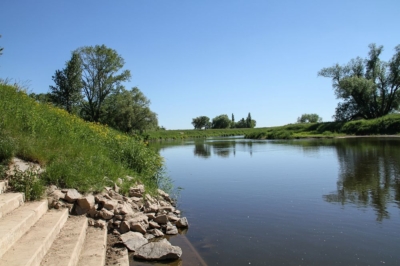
xmin=1 ymin=1 xmax=399 ymax=129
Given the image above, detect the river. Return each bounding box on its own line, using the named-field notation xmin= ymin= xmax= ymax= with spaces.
xmin=148 ymin=137 xmax=400 ymax=265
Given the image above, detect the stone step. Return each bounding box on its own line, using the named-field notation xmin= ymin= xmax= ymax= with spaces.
xmin=0 ymin=192 xmax=24 ymax=219
xmin=0 ymin=180 xmax=8 ymax=194
xmin=77 ymin=226 xmax=107 ymax=266
xmin=41 ymin=216 xmax=88 ymax=266
xmin=0 ymin=208 xmax=68 ymax=266
xmin=0 ymin=200 xmax=48 ymax=258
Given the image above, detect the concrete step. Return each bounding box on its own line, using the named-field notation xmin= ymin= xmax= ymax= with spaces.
xmin=0 ymin=180 xmax=8 ymax=194
xmin=41 ymin=216 xmax=88 ymax=266
xmin=0 ymin=208 xmax=68 ymax=266
xmin=0 ymin=200 xmax=48 ymax=258
xmin=0 ymin=192 xmax=24 ymax=219
xmin=77 ymin=226 xmax=107 ymax=266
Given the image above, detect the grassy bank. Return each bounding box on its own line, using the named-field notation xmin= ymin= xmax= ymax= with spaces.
xmin=0 ymin=84 xmax=164 ymax=198
xmin=245 ymin=114 xmax=400 ymax=139
xmin=143 ymin=114 xmax=400 ymax=141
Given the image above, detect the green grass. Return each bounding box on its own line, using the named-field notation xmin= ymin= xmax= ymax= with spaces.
xmin=0 ymin=84 xmax=165 ymax=198
xmin=143 ymin=114 xmax=400 ymax=141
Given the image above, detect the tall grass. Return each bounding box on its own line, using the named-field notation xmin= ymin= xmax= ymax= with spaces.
xmin=0 ymin=84 xmax=164 ymax=194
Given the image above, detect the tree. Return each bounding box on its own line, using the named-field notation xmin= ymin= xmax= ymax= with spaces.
xmin=49 ymin=52 xmax=83 ymax=113
xmin=192 ymin=116 xmax=210 ymax=129
xmin=211 ymin=114 xmax=231 ymax=129
xmin=76 ymin=45 xmax=131 ymax=122
xmin=102 ymin=87 xmax=158 ymax=133
xmin=297 ymin=113 xmax=322 ymax=123
xmin=319 ymin=44 xmax=400 ymax=121
xmin=231 ymin=113 xmax=235 ymax=128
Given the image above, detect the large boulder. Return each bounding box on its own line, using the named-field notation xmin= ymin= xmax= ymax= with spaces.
xmin=176 ymin=217 xmax=189 ymax=228
xmin=64 ymin=189 xmax=82 ymax=203
xmin=154 ymin=215 xmax=168 ymax=225
xmin=76 ymin=195 xmax=95 ymax=214
xmin=120 ymin=232 xmax=148 ymax=252
xmin=134 ymin=239 xmax=182 ymax=261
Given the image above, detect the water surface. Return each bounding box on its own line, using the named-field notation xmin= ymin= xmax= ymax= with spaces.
xmin=151 ymin=137 xmax=400 ymax=265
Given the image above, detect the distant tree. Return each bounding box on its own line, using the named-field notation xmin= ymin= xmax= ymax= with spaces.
xmin=297 ymin=113 xmax=322 ymax=123
xmin=211 ymin=114 xmax=231 ymax=129
xmin=49 ymin=52 xmax=83 ymax=113
xmin=76 ymin=45 xmax=131 ymax=122
xmin=29 ymin=92 xmax=54 ymax=104
xmin=231 ymin=113 xmax=235 ymax=128
xmin=102 ymin=87 xmax=158 ymax=133
xmin=235 ymin=118 xmax=247 ymax=128
xmin=319 ymin=43 xmax=400 ymax=121
xmin=192 ymin=116 xmax=210 ymax=129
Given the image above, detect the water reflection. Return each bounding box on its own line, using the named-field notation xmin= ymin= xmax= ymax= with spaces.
xmin=323 ymin=138 xmax=400 ymax=221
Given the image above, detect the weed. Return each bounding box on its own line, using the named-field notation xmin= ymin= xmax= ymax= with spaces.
xmin=9 ymin=166 xmax=45 ymax=201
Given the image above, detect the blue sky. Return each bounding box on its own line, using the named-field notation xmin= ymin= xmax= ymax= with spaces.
xmin=1 ymin=1 xmax=399 ymax=129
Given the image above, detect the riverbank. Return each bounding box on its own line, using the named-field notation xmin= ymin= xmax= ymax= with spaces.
xmin=143 ymin=114 xmax=400 ymax=141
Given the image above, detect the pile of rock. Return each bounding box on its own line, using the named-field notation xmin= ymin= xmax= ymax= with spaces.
xmin=47 ymin=184 xmax=188 ymax=261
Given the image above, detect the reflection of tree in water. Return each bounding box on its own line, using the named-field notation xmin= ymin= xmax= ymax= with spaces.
xmin=194 ymin=143 xmax=211 ymax=158
xmin=324 ymin=138 xmax=400 ymax=221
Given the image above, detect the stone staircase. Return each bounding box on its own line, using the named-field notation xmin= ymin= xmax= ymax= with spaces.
xmin=0 ymin=180 xmax=117 ymax=266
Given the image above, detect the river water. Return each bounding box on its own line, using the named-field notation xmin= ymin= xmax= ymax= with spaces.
xmin=149 ymin=137 xmax=400 ymax=265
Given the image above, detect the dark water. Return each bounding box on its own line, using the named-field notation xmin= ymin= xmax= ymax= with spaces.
xmin=151 ymin=137 xmax=400 ymax=265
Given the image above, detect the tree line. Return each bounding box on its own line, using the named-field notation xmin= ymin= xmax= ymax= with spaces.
xmin=192 ymin=113 xmax=256 ymax=129
xmin=30 ymin=45 xmax=158 ymax=133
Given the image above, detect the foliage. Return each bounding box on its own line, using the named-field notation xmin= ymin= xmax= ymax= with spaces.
xmin=191 ymin=116 xmax=210 ymax=129
xmin=9 ymin=166 xmax=45 ymax=201
xmin=0 ymin=83 xmax=165 ymax=194
xmin=319 ymin=44 xmax=400 ymax=121
xmin=212 ymin=114 xmax=232 ymax=129
xmin=0 ymin=132 xmax=15 ymax=163
xmin=297 ymin=113 xmax=322 ymax=123
xmin=102 ymin=87 xmax=158 ymax=133
xmin=49 ymin=52 xmax=83 ymax=113
xmin=76 ymin=45 xmax=131 ymax=122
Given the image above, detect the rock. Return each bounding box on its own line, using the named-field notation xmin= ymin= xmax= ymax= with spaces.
xmin=157 ymin=189 xmax=173 ymax=203
xmin=103 ymin=199 xmax=118 ymax=211
xmin=115 ymin=202 xmax=133 ymax=215
xmin=148 ymin=229 xmax=164 ymax=237
xmin=88 ymin=219 xmax=95 ymax=226
xmin=174 ymin=210 xmax=181 ymax=215
xmin=144 ymin=203 xmax=159 ymax=213
xmin=129 ymin=184 xmax=145 ymax=197
xmin=146 ymin=213 xmax=156 ymax=220
xmin=126 ymin=213 xmax=148 ymax=224
xmin=94 ymin=219 xmax=106 ymax=229
xmin=109 ymin=190 xmax=124 ymax=201
xmin=120 ymin=232 xmax=148 ymax=252
xmin=113 ymin=220 xmax=121 ymax=228
xmin=134 ymin=239 xmax=182 ymax=261
xmin=99 ymin=209 xmax=114 ymax=220
xmin=130 ymin=222 xmax=147 ymax=234
xmin=64 ymin=189 xmax=82 ymax=203
xmin=160 ymin=205 xmax=175 ymax=212
xmin=50 ymin=189 xmax=65 ymax=201
xmin=131 ymin=197 xmax=142 ymax=202
xmin=176 ymin=217 xmax=189 ymax=228
xmin=114 ymin=215 xmax=124 ymax=220
xmin=88 ymin=206 xmax=98 ymax=218
xmin=149 ymin=221 xmax=161 ymax=229
xmin=119 ymin=221 xmax=130 ymax=234
xmin=154 ymin=215 xmax=168 ymax=224
xmin=168 ymin=214 xmax=180 ymax=222
xmin=113 ymin=229 xmax=121 ymax=236
xmin=166 ymin=225 xmax=178 ymax=235
xmin=77 ymin=195 xmax=95 ymax=211
xmin=144 ymin=233 xmax=155 ymax=240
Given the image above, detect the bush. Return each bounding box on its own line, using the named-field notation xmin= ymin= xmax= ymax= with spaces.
xmin=9 ymin=166 xmax=45 ymax=201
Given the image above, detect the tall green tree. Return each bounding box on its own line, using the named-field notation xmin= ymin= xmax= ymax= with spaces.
xmin=231 ymin=113 xmax=235 ymax=128
xmin=211 ymin=114 xmax=231 ymax=129
xmin=103 ymin=87 xmax=158 ymax=133
xmin=192 ymin=116 xmax=210 ymax=129
xmin=49 ymin=52 xmax=83 ymax=113
xmin=297 ymin=113 xmax=322 ymax=123
xmin=319 ymin=44 xmax=400 ymax=121
xmin=76 ymin=45 xmax=131 ymax=122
